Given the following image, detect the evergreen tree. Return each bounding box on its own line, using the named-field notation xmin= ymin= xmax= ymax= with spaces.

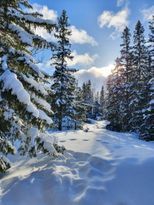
xmin=51 ymin=10 xmax=76 ymax=130
xmin=82 ymin=80 xmax=93 ymax=104
xmin=140 ymin=78 xmax=154 ymax=140
xmin=0 ymin=0 xmax=56 ymax=172
xmin=105 ymin=58 xmax=122 ymax=131
xmin=105 ymin=20 xmax=153 ymax=139
xmin=130 ymin=21 xmax=149 ymax=132
xmin=100 ymin=85 xmax=105 ymax=118
xmin=140 ymin=17 xmax=154 ymax=140
xmin=82 ymin=80 xmax=94 ymax=118
xmin=148 ymin=15 xmax=154 ymax=79
xmin=74 ymin=86 xmax=87 ymax=129
xmin=118 ymin=26 xmax=133 ymax=131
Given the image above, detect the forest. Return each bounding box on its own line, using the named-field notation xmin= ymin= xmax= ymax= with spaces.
xmin=0 ymin=1 xmax=154 ymax=205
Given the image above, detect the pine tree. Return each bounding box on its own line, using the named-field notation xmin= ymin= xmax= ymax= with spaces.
xmin=100 ymin=85 xmax=105 ymax=119
xmin=148 ymin=15 xmax=154 ymax=79
xmin=118 ymin=26 xmax=133 ymax=131
xmin=82 ymin=80 xmax=94 ymax=118
xmin=140 ymin=78 xmax=154 ymax=140
xmin=0 ymin=0 xmax=56 ymax=172
xmin=140 ymin=17 xmax=154 ymax=140
xmin=51 ymin=10 xmax=76 ymax=130
xmin=82 ymin=80 xmax=93 ymax=104
xmin=105 ymin=58 xmax=122 ymax=131
xmin=74 ymin=86 xmax=87 ymax=129
xmin=130 ymin=21 xmax=149 ymax=132
xmin=105 ymin=20 xmax=153 ymax=139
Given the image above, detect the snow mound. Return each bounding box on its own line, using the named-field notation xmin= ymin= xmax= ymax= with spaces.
xmin=1 ymin=121 xmax=154 ymax=205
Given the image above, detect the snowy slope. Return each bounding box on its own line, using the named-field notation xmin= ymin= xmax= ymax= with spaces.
xmin=1 ymin=121 xmax=154 ymax=205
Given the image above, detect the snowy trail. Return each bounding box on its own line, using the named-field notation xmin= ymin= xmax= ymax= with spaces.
xmin=1 ymin=121 xmax=154 ymax=205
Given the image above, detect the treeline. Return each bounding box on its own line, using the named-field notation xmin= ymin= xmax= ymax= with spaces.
xmin=105 ymin=19 xmax=154 ymax=141
xmin=80 ymin=80 xmax=104 ymax=120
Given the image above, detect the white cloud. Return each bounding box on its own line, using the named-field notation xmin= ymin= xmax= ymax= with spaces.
xmin=34 ymin=27 xmax=56 ymax=42
xmin=70 ymin=26 xmax=98 ymax=46
xmin=32 ymin=4 xmax=97 ymax=46
xmin=98 ymin=8 xmax=129 ymax=37
xmin=142 ymin=6 xmax=154 ymax=21
xmin=67 ymin=51 xmax=97 ymax=67
xmin=75 ymin=64 xmax=114 ymax=91
xmin=32 ymin=3 xmax=57 ymax=22
xmin=31 ymin=4 xmax=57 ymax=42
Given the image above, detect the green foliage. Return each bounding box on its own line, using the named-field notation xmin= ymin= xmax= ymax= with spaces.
xmin=106 ymin=20 xmax=154 ymax=140
xmin=51 ymin=10 xmax=77 ymax=130
xmin=0 ymin=0 xmax=55 ymax=172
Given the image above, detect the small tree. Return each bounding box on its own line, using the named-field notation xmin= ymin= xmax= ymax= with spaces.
xmin=51 ymin=10 xmax=76 ymax=130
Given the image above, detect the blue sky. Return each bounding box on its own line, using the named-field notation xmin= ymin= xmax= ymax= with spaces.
xmin=30 ymin=0 xmax=154 ymax=90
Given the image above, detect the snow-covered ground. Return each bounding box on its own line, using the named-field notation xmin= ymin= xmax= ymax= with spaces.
xmin=1 ymin=121 xmax=154 ymax=205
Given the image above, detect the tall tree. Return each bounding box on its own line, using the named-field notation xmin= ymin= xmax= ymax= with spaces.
xmin=100 ymin=85 xmax=105 ymax=118
xmin=0 ymin=0 xmax=56 ymax=172
xmin=148 ymin=15 xmax=154 ymax=79
xmin=140 ymin=78 xmax=154 ymax=140
xmin=140 ymin=17 xmax=154 ymax=140
xmin=118 ymin=26 xmax=133 ymax=130
xmin=105 ymin=58 xmax=122 ymax=131
xmin=51 ymin=10 xmax=76 ymax=130
xmin=130 ymin=21 xmax=149 ymax=131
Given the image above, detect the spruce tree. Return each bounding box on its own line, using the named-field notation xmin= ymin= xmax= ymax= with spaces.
xmin=0 ymin=0 xmax=56 ymax=172
xmin=140 ymin=17 xmax=154 ymax=140
xmin=130 ymin=21 xmax=149 ymax=132
xmin=105 ymin=58 xmax=122 ymax=131
xmin=148 ymin=15 xmax=154 ymax=79
xmin=74 ymin=86 xmax=87 ymax=129
xmin=82 ymin=80 xmax=94 ymax=118
xmin=100 ymin=85 xmax=105 ymax=118
xmin=119 ymin=26 xmax=133 ymax=131
xmin=51 ymin=10 xmax=76 ymax=130
xmin=140 ymin=78 xmax=154 ymax=140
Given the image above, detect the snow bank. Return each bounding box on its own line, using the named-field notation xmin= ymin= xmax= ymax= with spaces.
xmin=1 ymin=121 xmax=154 ymax=205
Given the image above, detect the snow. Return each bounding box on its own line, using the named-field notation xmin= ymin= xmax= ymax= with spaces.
xmin=31 ymin=94 xmax=52 ymax=112
xmin=27 ymin=127 xmax=39 ymax=147
xmin=1 ymin=121 xmax=154 ymax=205
xmin=8 ymin=48 xmax=44 ymax=78
xmin=38 ymin=109 xmax=53 ymax=125
xmin=22 ymin=74 xmax=48 ymax=96
xmin=3 ymin=109 xmax=14 ymax=121
xmin=149 ymin=99 xmax=154 ymax=105
xmin=0 ymin=70 xmax=52 ymax=125
xmin=7 ymin=7 xmax=55 ymax=26
xmin=0 ymin=70 xmax=39 ymax=118
xmin=1 ymin=56 xmax=8 ymax=71
xmin=9 ymin=23 xmax=33 ymax=46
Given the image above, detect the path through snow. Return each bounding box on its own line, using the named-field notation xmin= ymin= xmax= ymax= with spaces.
xmin=1 ymin=121 xmax=154 ymax=205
